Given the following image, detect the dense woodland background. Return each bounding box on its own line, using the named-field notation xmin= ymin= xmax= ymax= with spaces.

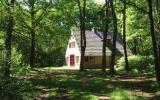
xmin=0 ymin=0 xmax=160 ymax=99
xmin=0 ymin=0 xmax=159 ymax=67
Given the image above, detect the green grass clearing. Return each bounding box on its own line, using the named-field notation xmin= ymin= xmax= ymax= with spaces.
xmin=10 ymin=67 xmax=160 ymax=100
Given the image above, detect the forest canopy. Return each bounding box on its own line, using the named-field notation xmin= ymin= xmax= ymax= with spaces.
xmin=0 ymin=0 xmax=160 ymax=80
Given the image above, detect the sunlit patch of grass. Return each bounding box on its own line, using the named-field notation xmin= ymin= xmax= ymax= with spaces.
xmin=107 ymin=87 xmax=143 ymax=100
xmin=49 ymin=88 xmax=58 ymax=97
xmin=38 ymin=66 xmax=79 ymax=71
xmin=68 ymin=91 xmax=98 ymax=100
xmin=80 ymin=94 xmax=98 ymax=100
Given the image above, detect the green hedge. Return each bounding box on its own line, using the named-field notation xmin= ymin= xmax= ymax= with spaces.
xmin=0 ymin=78 xmax=33 ymax=100
xmin=117 ymin=55 xmax=154 ymax=73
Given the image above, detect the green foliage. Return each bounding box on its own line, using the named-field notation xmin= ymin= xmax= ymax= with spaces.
xmin=0 ymin=78 xmax=33 ymax=100
xmin=0 ymin=0 xmax=159 ymax=71
xmin=0 ymin=32 xmax=4 ymax=68
xmin=117 ymin=55 xmax=154 ymax=73
xmin=36 ymin=48 xmax=65 ymax=67
xmin=12 ymin=48 xmax=22 ymax=67
xmin=11 ymin=66 xmax=31 ymax=76
xmin=116 ymin=0 xmax=152 ymax=55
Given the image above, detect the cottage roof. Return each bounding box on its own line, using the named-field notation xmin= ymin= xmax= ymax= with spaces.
xmin=72 ymin=30 xmax=131 ymax=56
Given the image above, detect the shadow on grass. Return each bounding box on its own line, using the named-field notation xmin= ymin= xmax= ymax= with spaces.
xmin=27 ymin=70 xmax=160 ymax=100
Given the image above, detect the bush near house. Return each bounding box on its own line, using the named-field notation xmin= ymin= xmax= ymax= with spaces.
xmin=117 ymin=55 xmax=154 ymax=73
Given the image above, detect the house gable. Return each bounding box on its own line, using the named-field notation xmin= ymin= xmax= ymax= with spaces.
xmin=65 ymin=31 xmax=81 ymax=58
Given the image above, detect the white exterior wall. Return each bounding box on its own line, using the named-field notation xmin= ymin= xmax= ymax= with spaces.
xmin=65 ymin=32 xmax=81 ymax=68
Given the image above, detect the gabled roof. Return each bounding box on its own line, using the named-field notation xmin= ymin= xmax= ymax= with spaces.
xmin=72 ymin=30 xmax=131 ymax=56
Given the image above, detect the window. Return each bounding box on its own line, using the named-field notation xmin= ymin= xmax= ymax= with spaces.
xmin=66 ymin=57 xmax=69 ymax=63
xmin=85 ymin=56 xmax=89 ymax=62
xmin=85 ymin=56 xmax=95 ymax=63
xmin=69 ymin=42 xmax=75 ymax=48
xmin=76 ymin=56 xmax=79 ymax=63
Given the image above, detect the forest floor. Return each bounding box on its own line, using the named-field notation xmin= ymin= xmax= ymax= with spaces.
xmin=17 ymin=67 xmax=160 ymax=100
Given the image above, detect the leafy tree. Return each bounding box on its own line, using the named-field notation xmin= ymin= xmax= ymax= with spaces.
xmin=102 ymin=0 xmax=109 ymax=73
xmin=3 ymin=0 xmax=15 ymax=77
xmin=147 ymin=0 xmax=160 ymax=82
xmin=122 ymin=0 xmax=129 ymax=71
xmin=154 ymin=0 xmax=160 ymax=64
xmin=17 ymin=0 xmax=51 ymax=68
xmin=110 ymin=0 xmax=118 ymax=74
xmin=77 ymin=0 xmax=87 ymax=71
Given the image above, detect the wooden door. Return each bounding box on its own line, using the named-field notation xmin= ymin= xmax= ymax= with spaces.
xmin=70 ymin=55 xmax=75 ymax=67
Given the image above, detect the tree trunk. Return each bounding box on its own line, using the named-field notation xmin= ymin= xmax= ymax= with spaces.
xmin=4 ymin=0 xmax=15 ymax=78
xmin=102 ymin=0 xmax=109 ymax=73
xmin=80 ymin=26 xmax=86 ymax=71
xmin=133 ymin=38 xmax=137 ymax=54
xmin=77 ymin=0 xmax=86 ymax=72
xmin=155 ymin=0 xmax=160 ymax=68
xmin=122 ymin=0 xmax=129 ymax=71
xmin=110 ymin=0 xmax=118 ymax=74
xmin=147 ymin=0 xmax=160 ymax=82
xmin=30 ymin=5 xmax=36 ymax=68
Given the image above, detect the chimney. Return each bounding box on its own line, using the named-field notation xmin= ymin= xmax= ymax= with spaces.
xmin=92 ymin=27 xmax=103 ymax=39
xmin=92 ymin=27 xmax=98 ymax=33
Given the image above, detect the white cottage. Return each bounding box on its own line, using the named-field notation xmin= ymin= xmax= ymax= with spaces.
xmin=65 ymin=29 xmax=132 ymax=69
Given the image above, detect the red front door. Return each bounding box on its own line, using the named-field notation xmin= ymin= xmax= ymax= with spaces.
xmin=70 ymin=55 xmax=75 ymax=67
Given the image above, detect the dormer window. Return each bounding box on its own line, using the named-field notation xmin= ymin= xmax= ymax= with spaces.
xmin=69 ymin=42 xmax=75 ymax=48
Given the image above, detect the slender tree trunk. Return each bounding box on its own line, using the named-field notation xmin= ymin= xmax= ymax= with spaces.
xmin=80 ymin=25 xmax=86 ymax=71
xmin=139 ymin=36 xmax=144 ymax=54
xmin=30 ymin=5 xmax=36 ymax=68
xmin=147 ymin=0 xmax=160 ymax=82
xmin=133 ymin=38 xmax=137 ymax=54
xmin=122 ymin=0 xmax=129 ymax=71
xmin=4 ymin=0 xmax=15 ymax=78
xmin=77 ymin=0 xmax=86 ymax=72
xmin=155 ymin=0 xmax=160 ymax=66
xmin=110 ymin=0 xmax=118 ymax=74
xmin=80 ymin=25 xmax=84 ymax=71
xmin=102 ymin=0 xmax=109 ymax=73
xmin=81 ymin=1 xmax=86 ymax=71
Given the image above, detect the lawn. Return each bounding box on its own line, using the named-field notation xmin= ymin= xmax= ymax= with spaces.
xmin=15 ymin=67 xmax=160 ymax=100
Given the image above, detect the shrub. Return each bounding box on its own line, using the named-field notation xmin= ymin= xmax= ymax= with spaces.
xmin=0 ymin=78 xmax=33 ymax=100
xmin=11 ymin=66 xmax=31 ymax=76
xmin=117 ymin=55 xmax=154 ymax=73
xmin=12 ymin=48 xmax=22 ymax=67
xmin=36 ymin=48 xmax=65 ymax=67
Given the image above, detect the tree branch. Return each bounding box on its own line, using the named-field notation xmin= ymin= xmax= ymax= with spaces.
xmin=120 ymin=0 xmax=148 ymax=14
